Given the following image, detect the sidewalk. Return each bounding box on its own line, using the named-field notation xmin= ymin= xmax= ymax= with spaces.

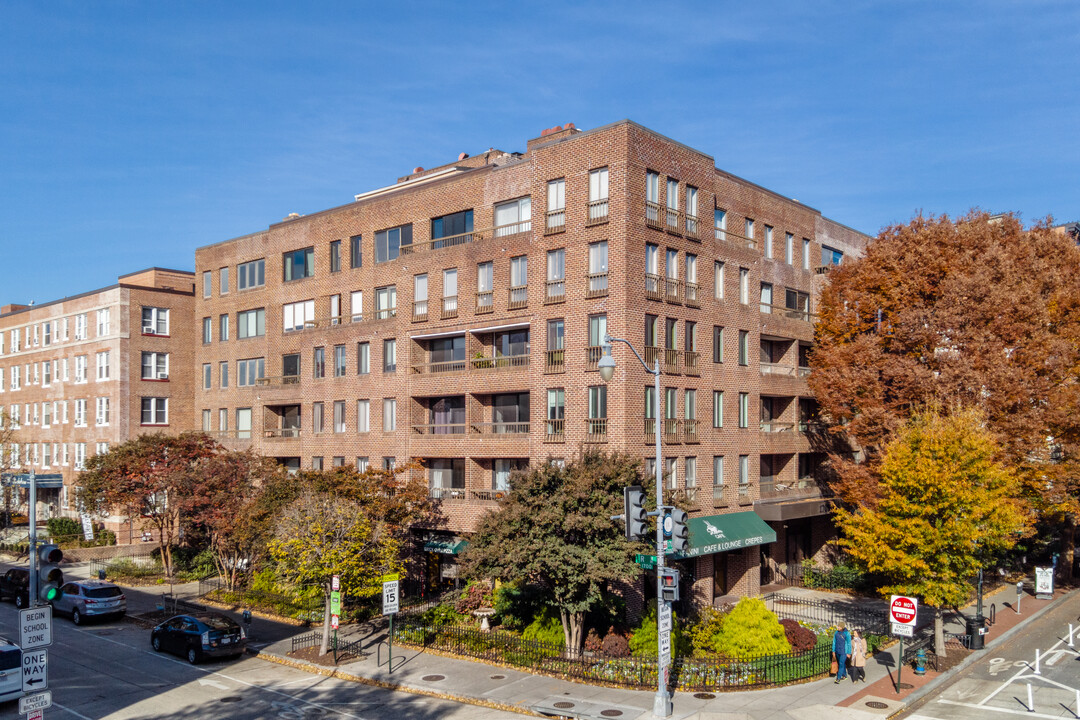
xmin=250 ymin=583 xmax=1077 ymax=720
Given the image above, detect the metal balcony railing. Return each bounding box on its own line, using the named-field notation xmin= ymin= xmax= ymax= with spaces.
xmin=545 ymin=418 xmax=565 ymax=443
xmin=441 ymin=296 xmax=458 ymax=319
xmin=645 ymin=273 xmax=663 ymax=301
xmin=663 ymin=418 xmax=680 ymax=443
xmin=586 ymin=346 xmax=603 ymax=371
xmin=471 ymin=354 xmax=529 ymax=371
xmin=471 ymin=422 xmax=530 ymax=436
xmin=428 ymin=487 xmax=467 ymax=500
xmin=683 ymin=418 xmax=699 ymax=443
xmin=644 ymin=345 xmax=661 ymax=368
xmin=545 ymin=280 xmax=565 ymax=304
xmin=665 ymin=277 xmax=682 ymax=304
xmin=411 ymin=423 xmax=467 ymax=435
xmin=684 ymin=351 xmax=699 ymax=375
xmin=493 ymin=219 xmax=531 ymax=239
xmin=476 ymin=291 xmax=493 ymax=313
xmin=664 ymin=348 xmax=680 ymax=374
xmin=685 ymin=282 xmax=699 ymax=307
xmin=264 ymin=428 xmax=301 ymax=439
xmin=545 ymin=209 xmax=566 ymax=235
xmin=545 ymin=349 xmax=565 ymax=374
xmin=585 ymin=418 xmax=608 ymax=443
xmin=645 ymin=201 xmax=664 ymax=230
xmin=256 ymin=375 xmax=301 ymax=387
xmin=685 ymin=213 xmax=700 ymax=240
xmin=508 ymin=285 xmax=528 ymax=310
xmin=586 ymin=272 xmax=609 ymax=298
xmin=586 ymin=198 xmax=609 ymax=226
xmin=400 ymin=228 xmax=484 ymax=257
xmin=412 ymin=300 xmax=428 ymax=322
xmin=410 ymin=359 xmax=469 ymax=375
xmin=666 ymin=206 xmax=682 ymax=234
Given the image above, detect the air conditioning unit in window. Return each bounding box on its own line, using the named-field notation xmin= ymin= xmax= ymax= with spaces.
xmin=158 ymin=372 xmax=169 ymax=380
xmin=143 ymin=325 xmax=156 ymax=334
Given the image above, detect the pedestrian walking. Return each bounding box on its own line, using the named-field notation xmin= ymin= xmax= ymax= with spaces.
xmin=850 ymin=629 xmax=866 ymax=683
xmin=832 ymin=622 xmax=851 ymax=683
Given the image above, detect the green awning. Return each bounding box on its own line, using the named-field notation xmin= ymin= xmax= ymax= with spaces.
xmin=424 ymin=539 xmax=468 ymax=555
xmin=671 ymin=511 xmax=776 ymax=559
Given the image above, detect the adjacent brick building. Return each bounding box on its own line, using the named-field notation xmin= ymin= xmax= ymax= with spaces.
xmin=193 ymin=119 xmax=868 ymax=604
xmin=0 ymin=268 xmax=196 ymax=540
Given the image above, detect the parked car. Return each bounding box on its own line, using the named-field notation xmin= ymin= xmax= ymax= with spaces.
xmin=52 ymin=581 xmax=126 ymax=625
xmin=0 ymin=637 xmax=21 ymax=704
xmin=0 ymin=569 xmax=30 ymax=609
xmin=151 ymin=613 xmax=247 ymax=664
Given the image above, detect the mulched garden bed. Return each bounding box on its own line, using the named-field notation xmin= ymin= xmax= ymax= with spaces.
xmin=288 ymin=645 xmax=365 ymax=666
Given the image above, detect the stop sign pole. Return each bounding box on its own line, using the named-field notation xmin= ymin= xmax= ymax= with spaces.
xmin=889 ymin=595 xmax=918 ymax=694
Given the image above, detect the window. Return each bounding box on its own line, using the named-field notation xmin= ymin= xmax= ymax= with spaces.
xmin=646 ymin=243 xmax=659 ymax=278
xmin=238 ymin=259 xmax=265 ymax=290
xmin=383 ymin=339 xmax=396 ymax=373
xmin=96 ymin=309 xmax=110 ymax=337
xmin=738 ymin=393 xmax=749 ymax=428
xmin=203 ymin=271 xmax=212 ymax=298
xmin=219 ymin=361 xmax=229 ymax=388
xmin=760 ymin=282 xmax=773 ymax=313
xmin=357 ymin=399 xmax=370 ymax=433
xmin=313 ymin=347 xmax=325 ymax=379
xmin=547 ymin=179 xmax=565 ymax=231
xmin=10 ymin=366 xmax=18 ymax=390
xmin=95 ymin=397 xmax=109 ymax=426
xmin=739 ymin=455 xmax=750 ymax=495
xmin=443 ymin=269 xmax=458 ymax=316
xmin=546 ymin=388 xmax=565 ymax=434
xmin=42 ymin=361 xmax=51 ymax=386
xmin=283 ymin=247 xmax=315 ymax=281
xmin=61 ymin=317 xmax=68 ymax=341
xmin=42 ymin=401 xmax=51 ymax=427
xmin=738 ymin=330 xmax=749 ymax=365
xmin=645 ymin=314 xmax=658 ymax=349
xmin=714 ymin=261 xmax=724 ymax=299
xmin=714 ymin=456 xmax=725 ymax=495
xmin=685 ymin=389 xmax=696 ymax=421
xmin=745 ymin=218 xmax=754 ymax=244
xmin=666 ymin=178 xmax=679 ymax=212
xmin=477 ymin=261 xmax=493 ymax=309
xmin=589 ymin=168 xmax=609 ymax=223
xmin=383 ymin=398 xmax=396 ymax=432
xmin=547 ymin=319 xmax=565 ymax=350
xmin=713 ymin=326 xmax=724 ymax=363
xmin=356 ymin=457 xmax=369 ymax=473
xmin=142 ymin=307 xmax=169 ymax=335
xmin=647 ymin=171 xmax=659 ymax=204
xmin=413 ymin=274 xmax=428 ymax=319
xmin=329 ymin=240 xmax=341 ymax=273
xmin=383 ymin=456 xmax=396 ymax=471
xmin=664 ymin=458 xmax=677 ymax=490
xmin=43 ymin=322 xmax=51 ymax=346
xmin=665 ymin=318 xmax=677 ymax=351
xmin=375 ymin=224 xmax=412 ymax=264
xmin=803 ymin=238 xmax=811 ymax=270
xmin=588 ymin=241 xmax=609 ymax=295
xmin=75 ymin=314 xmax=88 ymax=340
xmin=739 ymin=267 xmax=749 ymax=304
xmin=236 ymin=408 xmax=252 ymax=439
xmin=334 ymin=345 xmax=346 ymax=377
xmin=202 ymin=364 xmax=212 ymax=390
xmin=238 ymin=309 xmax=266 ymax=338
xmin=588 ymin=385 xmax=607 ymax=420
xmin=686 ymin=457 xmax=697 ymax=488
xmin=666 ymin=248 xmax=678 ymax=280
xmin=237 ymin=358 xmax=265 ymax=387
xmin=686 ymin=253 xmax=697 ymax=288
xmin=685 ymin=184 xmax=698 ymax=227
xmin=546 ymin=248 xmax=565 ymax=300
xmin=141 ymin=352 xmax=168 ymax=380
xmin=588 ymin=314 xmax=607 ymax=349
xmin=713 ymin=390 xmax=724 ymax=427
xmin=494 ymin=197 xmax=531 ymax=236
xmin=311 ymin=457 xmax=324 ymax=470
xmin=786 ymin=288 xmax=810 ymax=319
xmin=74 ymin=443 xmax=86 ymax=470
xmin=10 ymin=329 xmax=19 ymax=352
xmin=74 ymin=356 xmax=87 ymax=383
xmin=510 ymin=255 xmax=528 ymax=287
xmin=822 ymin=245 xmax=844 ymax=266
xmin=141 ymin=397 xmax=168 ymax=425
xmin=202 ymin=409 xmax=212 ymax=431
xmin=203 ymin=317 xmax=212 ymax=344
xmin=764 ymin=225 xmax=773 ymax=258
xmin=283 ymin=300 xmax=315 ymax=332
xmin=357 ymin=342 xmax=370 ymax=374
xmin=429 ymin=458 xmax=464 ymax=492
xmin=62 ymin=359 xmax=68 ymax=381
xmin=493 ymin=459 xmax=527 ymax=491
xmin=786 ymin=232 xmax=794 ymax=265
xmin=375 ymin=286 xmax=396 ymax=320
xmin=432 ymin=210 xmax=473 ymax=247
xmin=334 ymin=401 xmax=346 ymax=433
xmin=349 ymin=235 xmax=362 ymax=269
xmin=220 ymin=266 xmax=230 ymax=293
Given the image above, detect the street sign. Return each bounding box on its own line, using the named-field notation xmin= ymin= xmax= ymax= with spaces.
xmin=635 ymin=554 xmax=657 ymax=570
xmin=19 ymin=691 xmax=51 ymax=713
xmin=330 ymin=614 xmax=339 ymax=630
xmin=27 ymin=711 xmax=43 ymax=720
xmin=889 ymin=595 xmax=918 ymax=627
xmin=22 ymin=649 xmax=47 ymax=692
xmin=330 ymin=590 xmax=341 ymax=616
xmin=380 ymin=573 xmax=400 ymax=583
xmin=331 ymin=575 xmax=340 ymax=592
xmin=659 ymin=632 xmax=671 ymax=665
xmin=662 ymin=513 xmax=673 ymax=538
xmin=890 ymin=622 xmax=914 ymax=637
xmin=382 ymin=579 xmax=399 ymax=615
xmin=19 ymin=606 xmax=52 ymax=650
xmin=80 ymin=512 xmax=95 ymax=542
xmin=1 ymin=473 xmax=64 ymax=489
xmin=658 ymin=601 xmax=672 ymax=633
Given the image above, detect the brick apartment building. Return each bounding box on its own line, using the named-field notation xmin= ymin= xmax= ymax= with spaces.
xmin=193 ymin=119 xmax=868 ymax=605
xmin=0 ymin=268 xmax=196 ymax=540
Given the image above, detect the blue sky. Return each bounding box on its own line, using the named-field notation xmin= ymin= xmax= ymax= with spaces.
xmin=1 ymin=1 xmax=1077 ymax=303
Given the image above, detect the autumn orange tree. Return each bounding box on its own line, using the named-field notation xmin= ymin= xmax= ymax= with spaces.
xmin=835 ymin=408 xmax=1029 ymax=656
xmin=811 ymin=211 xmax=1080 ymax=576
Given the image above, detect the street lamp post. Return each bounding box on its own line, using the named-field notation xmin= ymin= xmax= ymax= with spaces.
xmin=599 ymin=333 xmax=672 ymax=718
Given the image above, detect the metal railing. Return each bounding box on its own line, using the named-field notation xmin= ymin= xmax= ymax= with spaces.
xmin=645 ymin=273 xmax=663 ymax=301
xmin=585 ymin=418 xmax=608 ymax=443
xmin=264 ymin=428 xmax=301 ymax=438
xmin=684 ymin=351 xmax=699 ymax=374
xmin=400 ymin=228 xmax=485 ymax=257
xmin=674 ymin=487 xmax=698 ymax=503
xmin=374 ymin=307 xmax=396 ymax=321
xmin=760 ymin=303 xmax=816 ymax=322
xmin=545 ymin=209 xmax=565 ymax=235
xmin=545 ymin=418 xmax=564 ymax=442
xmin=587 ymin=198 xmax=609 ymax=226
xmin=410 ymin=359 xmax=469 ymax=375
xmin=666 ymin=206 xmax=682 ymax=234
xmin=428 ymin=487 xmax=467 ymax=501
xmin=644 ymin=345 xmax=661 ymax=368
xmin=762 ymin=592 xmax=889 ymax=636
xmin=544 ymin=281 xmax=565 ymax=304
xmin=471 ymin=354 xmax=529 ymax=371
xmin=471 ymin=489 xmax=508 ymax=501
xmin=586 ymin=272 xmax=609 ymax=298
xmin=544 ymin=349 xmax=565 ymax=373
xmin=412 ymin=300 xmax=428 ymax=322
xmin=685 ymin=213 xmax=699 ymax=239
xmin=411 ymin=424 xmax=467 ymax=435
xmin=760 ymin=421 xmax=796 ymax=433
xmin=664 ymin=348 xmax=680 ymax=373
xmin=683 ymin=419 xmax=699 ymax=443
xmin=471 ymin=422 xmax=530 ymax=435
xmin=685 ymin=282 xmax=699 ymax=307
xmin=663 ymin=418 xmax=680 ymax=443
xmin=256 ymin=375 xmax=301 ymax=386
xmin=508 ymin=285 xmax=528 ymax=310
xmin=441 ymin=296 xmax=458 ymax=319
xmin=476 ymin=292 xmax=493 ymax=313
xmin=665 ymin=277 xmax=682 ymax=303
xmin=586 ymin=346 xmax=603 ymax=371
xmin=645 ymin=201 xmax=664 ymax=230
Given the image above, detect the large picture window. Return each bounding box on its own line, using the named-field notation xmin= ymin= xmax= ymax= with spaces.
xmin=375 ymin=224 xmax=412 ymax=264
xmin=283 ymin=247 xmax=315 ymax=281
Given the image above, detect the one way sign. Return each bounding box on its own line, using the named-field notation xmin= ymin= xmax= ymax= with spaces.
xmin=22 ymin=649 xmax=47 ymax=692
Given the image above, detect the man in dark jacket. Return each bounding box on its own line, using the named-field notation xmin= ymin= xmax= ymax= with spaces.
xmin=832 ymin=622 xmax=851 ymax=683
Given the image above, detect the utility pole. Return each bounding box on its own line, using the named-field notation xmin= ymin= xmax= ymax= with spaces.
xmin=28 ymin=469 xmax=38 ymax=607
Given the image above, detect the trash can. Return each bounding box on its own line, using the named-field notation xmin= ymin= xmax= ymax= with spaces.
xmin=966 ymin=615 xmax=985 ymax=650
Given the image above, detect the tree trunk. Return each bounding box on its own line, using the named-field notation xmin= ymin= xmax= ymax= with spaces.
xmin=319 ymin=587 xmax=332 ymax=656
xmin=559 ymin=609 xmax=584 ymax=658
xmin=934 ymin=607 xmax=946 ymax=658
xmin=1061 ymin=514 xmax=1075 ymax=582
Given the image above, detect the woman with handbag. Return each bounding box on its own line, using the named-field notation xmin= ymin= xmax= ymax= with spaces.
xmin=850 ymin=629 xmax=867 ymax=683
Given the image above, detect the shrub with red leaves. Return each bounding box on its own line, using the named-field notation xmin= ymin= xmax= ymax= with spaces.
xmin=780 ymin=618 xmax=817 ymax=654
xmin=601 ymin=631 xmax=631 ymax=658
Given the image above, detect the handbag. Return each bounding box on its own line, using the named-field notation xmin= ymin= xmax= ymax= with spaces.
xmin=830 ymin=653 xmax=838 ymax=675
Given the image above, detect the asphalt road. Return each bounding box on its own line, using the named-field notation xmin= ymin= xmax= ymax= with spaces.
xmin=0 ymin=601 xmax=524 ymax=720
xmin=902 ymin=594 xmax=1080 ymax=720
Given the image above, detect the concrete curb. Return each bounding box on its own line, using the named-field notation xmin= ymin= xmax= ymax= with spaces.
xmin=889 ymin=588 xmax=1078 ymax=716
xmin=249 ymin=646 xmax=542 ymax=718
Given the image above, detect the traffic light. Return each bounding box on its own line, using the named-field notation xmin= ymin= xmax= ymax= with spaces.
xmin=659 ymin=568 xmax=680 ymax=602
xmin=37 ymin=544 xmax=63 ymax=603
xmin=623 ymin=485 xmax=648 ymax=540
xmin=670 ymin=508 xmax=689 ymax=553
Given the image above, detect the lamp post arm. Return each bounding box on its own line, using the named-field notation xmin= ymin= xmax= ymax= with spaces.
xmin=604 ymin=334 xmax=659 ymax=376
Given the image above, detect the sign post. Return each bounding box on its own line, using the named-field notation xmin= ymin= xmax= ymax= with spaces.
xmin=22 ymin=649 xmax=47 ymax=693
xmin=381 ymin=573 xmax=399 ymax=672
xmin=889 ymin=595 xmax=918 ymax=694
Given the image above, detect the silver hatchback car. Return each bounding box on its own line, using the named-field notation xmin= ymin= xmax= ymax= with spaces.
xmin=53 ymin=581 xmax=126 ymax=625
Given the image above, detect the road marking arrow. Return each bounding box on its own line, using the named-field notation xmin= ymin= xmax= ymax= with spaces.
xmin=198 ymin=678 xmax=229 ymax=690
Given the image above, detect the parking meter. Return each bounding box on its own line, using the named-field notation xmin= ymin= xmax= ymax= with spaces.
xmin=242 ymin=609 xmax=253 ymax=639
xmin=1016 ymin=581 xmax=1023 ymax=613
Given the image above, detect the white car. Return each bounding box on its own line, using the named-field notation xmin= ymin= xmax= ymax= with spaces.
xmin=0 ymin=638 xmax=21 ymax=703
xmin=53 ymin=581 xmax=126 ymax=625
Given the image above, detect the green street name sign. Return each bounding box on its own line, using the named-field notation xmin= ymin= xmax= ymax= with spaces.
xmin=635 ymin=554 xmax=657 ymax=570
xmin=330 ymin=591 xmax=341 ymax=615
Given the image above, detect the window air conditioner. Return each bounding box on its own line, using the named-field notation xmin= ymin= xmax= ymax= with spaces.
xmin=158 ymin=372 xmax=169 ymax=380
xmin=143 ymin=325 xmax=156 ymax=334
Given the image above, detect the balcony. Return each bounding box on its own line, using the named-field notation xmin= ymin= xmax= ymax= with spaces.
xmin=410 ymin=358 xmax=469 ymax=375
xmin=586 ymin=346 xmax=603 ymax=371
xmin=374 ymin=307 xmax=396 ymax=321
xmin=263 ymin=428 xmax=301 ymax=439
xmin=586 ymin=198 xmax=609 ymax=226
xmin=684 ymin=351 xmax=699 ymax=375
xmin=665 ymin=277 xmax=682 ymax=304
xmin=441 ymin=296 xmax=458 ymax=320
xmin=471 ymin=422 xmax=530 ymax=436
xmin=585 ymin=418 xmax=608 ymax=443
xmin=760 ymin=363 xmax=799 ymax=378
xmin=645 ymin=273 xmax=663 ymax=301
xmin=645 ymin=201 xmax=664 ymax=230
xmin=683 ymin=418 xmax=699 ymax=443
xmin=411 ymin=423 xmax=467 ymax=435
xmin=664 ymin=348 xmax=680 ymax=374
xmin=673 ymin=487 xmax=698 ymax=504
xmin=493 ymin=219 xmax=531 ymax=239
xmin=476 ymin=292 xmax=494 ymax=314
xmin=758 ymin=476 xmax=829 ymax=502
xmin=685 ymin=214 xmax=700 ymax=240
xmin=471 ymin=354 xmax=529 ymax=372
xmin=429 ymin=487 xmax=468 ymax=501
xmin=545 ymin=280 xmax=565 ymax=304
xmin=412 ymin=300 xmax=428 ymax=323
xmin=663 ymin=418 xmax=680 ymax=444
xmin=400 ymin=228 xmax=484 ymax=258
xmin=760 ymin=304 xmax=816 ymax=322
xmin=665 ymin=206 xmax=682 ymax=235
xmin=712 ymin=484 xmax=728 ymax=508
xmin=545 ymin=209 xmax=566 ymax=235
xmin=471 ymin=489 xmax=507 ymax=502
xmin=508 ymin=285 xmax=528 ymax=310
xmin=545 ymin=418 xmax=565 ymax=443
xmin=586 ymin=272 xmax=609 ymax=299
xmin=644 ymin=345 xmax=661 ymax=369
xmin=545 ymin=349 xmax=565 ymax=374
xmin=644 ymin=418 xmax=656 ymax=439
xmin=760 ymin=421 xmax=796 ymax=434
xmin=685 ymin=282 xmax=700 ymax=308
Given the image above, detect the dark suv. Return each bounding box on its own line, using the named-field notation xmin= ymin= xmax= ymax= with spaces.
xmin=0 ymin=569 xmax=30 ymax=609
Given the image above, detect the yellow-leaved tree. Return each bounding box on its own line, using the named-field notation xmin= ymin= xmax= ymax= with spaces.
xmin=835 ymin=407 xmax=1030 ymax=656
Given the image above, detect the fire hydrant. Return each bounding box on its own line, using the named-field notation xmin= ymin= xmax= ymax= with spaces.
xmin=914 ymin=648 xmax=927 ymax=676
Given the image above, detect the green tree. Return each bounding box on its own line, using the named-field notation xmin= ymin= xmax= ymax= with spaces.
xmin=834 ymin=408 xmax=1030 ymax=656
xmin=709 ymin=597 xmax=790 ymax=658
xmin=461 ymin=451 xmax=644 ymax=655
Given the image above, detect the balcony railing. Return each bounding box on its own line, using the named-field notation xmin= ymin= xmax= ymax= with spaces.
xmin=493 ymin=219 xmax=531 ymax=239
xmin=798 ymin=366 xmax=812 ymax=378
xmin=645 ymin=273 xmax=663 ymax=301
xmin=545 ymin=280 xmax=565 ymax=304
xmin=471 ymin=489 xmax=508 ymax=501
xmin=644 ymin=345 xmax=661 ymax=369
xmin=400 ymin=228 xmax=484 ymax=257
xmin=664 ymin=348 xmax=680 ymax=374
xmin=685 ymin=214 xmax=699 ymax=240
xmin=476 ymin=291 xmax=493 ymax=313
xmin=674 ymin=487 xmax=698 ymax=503
xmin=758 ymin=477 xmax=828 ymax=501
xmin=586 ymin=346 xmax=603 ymax=371
xmin=645 ymin=201 xmax=664 ymax=230
xmin=586 ymin=198 xmax=609 ymax=226
xmin=666 ymin=206 xmax=682 ymax=234
xmin=545 ymin=209 xmax=566 ymax=235
xmin=374 ymin=307 xmax=396 ymax=321
xmin=410 ymin=359 xmax=469 ymax=375
xmin=441 ymin=296 xmax=458 ymax=319
xmin=508 ymin=285 xmax=528 ymax=310
xmin=545 ymin=349 xmax=565 ymax=373
xmin=760 ymin=303 xmax=816 ymax=322
xmin=412 ymin=300 xmax=428 ymax=322
xmin=760 ymin=363 xmax=798 ymax=378
xmin=256 ymin=375 xmax=301 ymax=387
xmin=665 ymin=277 xmax=682 ymax=304
xmin=760 ymin=421 xmax=796 ymax=433
xmin=471 ymin=354 xmax=529 ymax=371
xmin=586 ymin=272 xmax=609 ymax=298
xmin=683 ymin=418 xmax=699 ymax=443
xmin=663 ymin=418 xmax=680 ymax=443
xmin=428 ymin=487 xmax=467 ymax=501
xmin=545 ymin=418 xmax=565 ymax=443
xmin=684 ymin=351 xmax=699 ymax=375
xmin=715 ymin=227 xmax=758 ymax=250
xmin=411 ymin=423 xmax=467 ymax=435
xmin=264 ymin=428 xmax=301 ymax=439
xmin=713 ymin=484 xmax=727 ymax=507
xmin=685 ymin=281 xmax=699 ymax=307
xmin=585 ymin=418 xmax=608 ymax=443
xmin=644 ymin=418 xmax=656 ymax=439
xmin=471 ymin=422 xmax=530 ymax=435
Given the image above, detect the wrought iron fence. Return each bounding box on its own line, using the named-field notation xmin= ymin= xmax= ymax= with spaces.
xmin=763 ymin=592 xmax=891 ymax=636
